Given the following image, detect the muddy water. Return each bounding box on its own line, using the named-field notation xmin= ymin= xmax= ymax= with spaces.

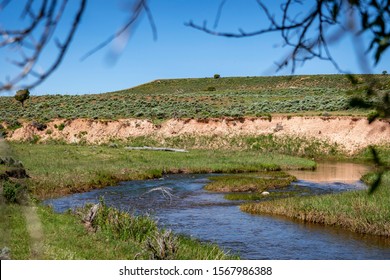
xmin=288 ymin=162 xmax=371 ymax=183
xmin=43 ymin=163 xmax=390 ymax=260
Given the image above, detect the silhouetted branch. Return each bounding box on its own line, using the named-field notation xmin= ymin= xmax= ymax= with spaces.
xmin=80 ymin=0 xmax=152 ymax=61
xmin=187 ymin=0 xmax=389 ymax=73
xmin=0 ymin=0 xmax=87 ymax=92
xmin=0 ymin=0 xmax=157 ymax=92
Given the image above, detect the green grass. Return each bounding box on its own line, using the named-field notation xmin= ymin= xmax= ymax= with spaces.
xmin=223 ymin=185 xmax=309 ymax=201
xmin=241 ymin=172 xmax=390 ymax=237
xmin=37 ymin=203 xmax=234 ymax=260
xmin=2 ymin=74 xmax=388 ymax=124
xmin=124 ymin=134 xmax=345 ymax=159
xmin=0 ymin=203 xmax=30 ymax=259
xmin=10 ymin=143 xmax=315 ymax=199
xmin=0 ymin=194 xmax=234 ymax=259
xmin=204 ymin=171 xmax=296 ymax=193
xmin=353 ymin=146 xmax=390 ymax=166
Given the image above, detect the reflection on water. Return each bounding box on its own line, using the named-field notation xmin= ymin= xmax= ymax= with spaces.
xmin=288 ymin=162 xmax=371 ymax=183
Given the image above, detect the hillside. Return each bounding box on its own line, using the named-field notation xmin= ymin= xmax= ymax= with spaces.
xmin=1 ymin=74 xmax=389 ymax=154
xmin=1 ymin=74 xmax=388 ymax=124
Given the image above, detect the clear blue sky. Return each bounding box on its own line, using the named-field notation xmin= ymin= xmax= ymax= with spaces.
xmin=1 ymin=0 xmax=389 ymax=95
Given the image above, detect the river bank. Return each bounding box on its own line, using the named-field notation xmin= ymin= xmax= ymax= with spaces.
xmin=241 ymin=172 xmax=390 ymax=237
xmin=43 ymin=172 xmax=390 ymax=259
xmin=3 ymin=116 xmax=390 ymax=154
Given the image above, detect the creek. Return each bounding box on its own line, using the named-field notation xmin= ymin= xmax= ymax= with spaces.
xmin=43 ymin=162 xmax=390 ymax=259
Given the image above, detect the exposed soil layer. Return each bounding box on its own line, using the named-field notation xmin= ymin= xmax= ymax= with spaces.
xmin=5 ymin=116 xmax=390 ymax=153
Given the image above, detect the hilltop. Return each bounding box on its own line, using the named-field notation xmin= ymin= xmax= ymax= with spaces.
xmin=1 ymin=74 xmax=388 ymax=124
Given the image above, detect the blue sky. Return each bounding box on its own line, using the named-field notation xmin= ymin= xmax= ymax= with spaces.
xmin=1 ymin=0 xmax=389 ymax=95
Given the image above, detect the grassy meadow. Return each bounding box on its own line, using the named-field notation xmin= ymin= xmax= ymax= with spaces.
xmin=9 ymin=142 xmax=315 ymax=199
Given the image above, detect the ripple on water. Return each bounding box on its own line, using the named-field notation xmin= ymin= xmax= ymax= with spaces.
xmin=43 ymin=169 xmax=390 ymax=260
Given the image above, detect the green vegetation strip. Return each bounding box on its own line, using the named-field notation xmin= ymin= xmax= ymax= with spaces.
xmin=204 ymin=171 xmax=296 ymax=192
xmin=10 ymin=143 xmax=315 ymax=199
xmin=241 ymin=172 xmax=390 ymax=237
xmin=2 ymin=75 xmax=387 ymax=124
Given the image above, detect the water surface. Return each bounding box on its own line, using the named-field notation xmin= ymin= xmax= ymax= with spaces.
xmin=44 ymin=163 xmax=390 ymax=260
xmin=288 ymin=162 xmax=370 ymax=183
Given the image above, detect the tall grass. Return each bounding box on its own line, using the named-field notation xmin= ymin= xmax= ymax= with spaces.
xmin=93 ymin=199 xmax=157 ymax=243
xmin=204 ymin=171 xmax=296 ymax=193
xmin=241 ymin=172 xmax=390 ymax=237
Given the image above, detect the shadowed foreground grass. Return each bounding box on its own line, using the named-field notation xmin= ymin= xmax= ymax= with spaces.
xmin=10 ymin=143 xmax=315 ymax=199
xmin=1 ymin=202 xmax=234 ymax=260
xmin=36 ymin=203 xmax=234 ymax=260
xmin=241 ymin=172 xmax=390 ymax=237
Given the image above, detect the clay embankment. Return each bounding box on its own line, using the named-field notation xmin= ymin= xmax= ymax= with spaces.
xmin=5 ymin=116 xmax=390 ymax=154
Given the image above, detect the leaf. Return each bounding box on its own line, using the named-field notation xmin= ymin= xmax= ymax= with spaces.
xmin=369 ymin=145 xmax=381 ymax=165
xmin=368 ymin=171 xmax=383 ymax=195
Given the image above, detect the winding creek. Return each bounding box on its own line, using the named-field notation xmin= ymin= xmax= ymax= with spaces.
xmin=43 ymin=162 xmax=390 ymax=259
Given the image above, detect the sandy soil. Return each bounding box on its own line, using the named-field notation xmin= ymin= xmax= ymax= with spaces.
xmin=5 ymin=116 xmax=390 ymax=153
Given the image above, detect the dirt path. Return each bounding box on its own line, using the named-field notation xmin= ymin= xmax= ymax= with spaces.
xmin=21 ymin=206 xmax=44 ymax=259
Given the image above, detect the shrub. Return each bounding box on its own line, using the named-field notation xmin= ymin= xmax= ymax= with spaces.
xmin=2 ymin=180 xmax=22 ymax=203
xmin=214 ymin=74 xmax=221 ymax=79
xmin=367 ymin=110 xmax=380 ymax=123
xmin=146 ymin=230 xmax=178 ymax=260
xmin=57 ymin=123 xmax=65 ymax=131
xmin=31 ymin=121 xmax=47 ymax=131
xmin=6 ymin=120 xmax=22 ymax=130
xmin=15 ymin=89 xmax=30 ymax=108
xmin=0 ymin=124 xmax=6 ymax=137
xmin=30 ymin=135 xmax=41 ymax=144
xmin=207 ymin=87 xmax=216 ymax=91
xmin=93 ymin=199 xmax=157 ymax=242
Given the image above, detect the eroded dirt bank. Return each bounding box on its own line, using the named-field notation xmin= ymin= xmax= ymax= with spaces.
xmin=5 ymin=116 xmax=390 ymax=153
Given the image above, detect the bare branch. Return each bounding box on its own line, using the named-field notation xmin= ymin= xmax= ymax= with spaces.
xmin=0 ymin=0 xmax=87 ymax=92
xmin=213 ymin=0 xmax=227 ymax=29
xmin=187 ymin=0 xmax=389 ymax=73
xmin=143 ymin=0 xmax=157 ymax=41
xmin=80 ymin=0 xmax=148 ymax=61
